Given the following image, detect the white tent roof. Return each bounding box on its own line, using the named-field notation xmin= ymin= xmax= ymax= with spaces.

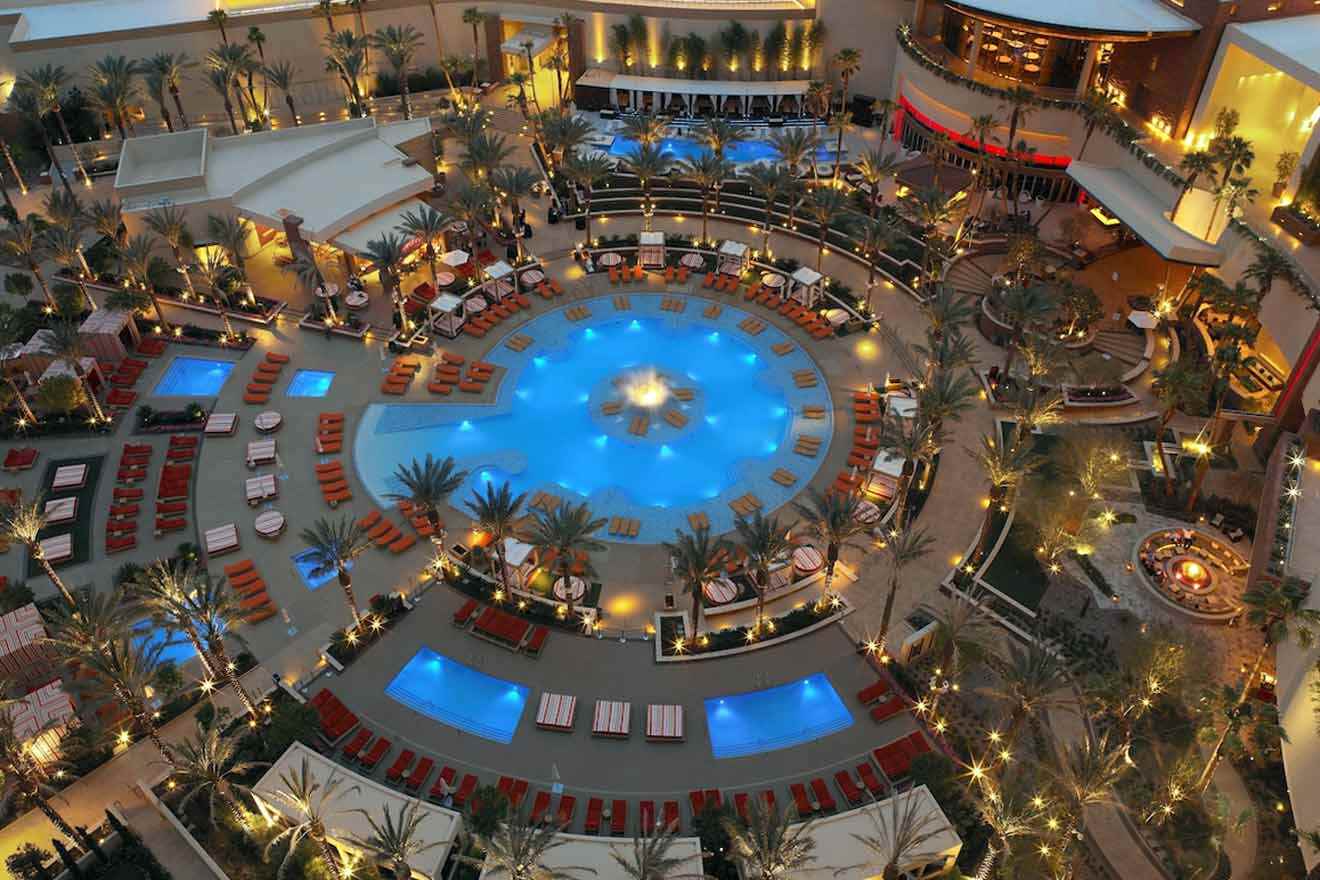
xmin=441 ymin=250 xmax=470 ymax=267
xmin=792 ymin=266 xmax=824 ymax=285
xmin=577 ymin=68 xmax=811 ymax=97
xmin=639 ymin=231 xmax=665 ymax=245
xmin=486 ymin=260 xmax=515 ymax=279
xmin=254 ymin=742 xmax=460 ymax=879
xmin=40 ymin=357 xmax=98 ymax=383
xmin=789 ymin=787 xmax=962 ymax=878
xmin=720 ymin=240 xmax=749 ymax=257
xmin=429 ymin=293 xmax=464 ymax=313
xmin=478 ymin=830 xmax=703 ymax=878
xmin=332 ymin=198 xmax=429 ymax=256
xmin=1068 ymin=162 xmax=1223 ymax=266
xmin=946 ymin=0 xmax=1199 ymax=35
xmin=79 ymin=309 xmax=133 ymax=336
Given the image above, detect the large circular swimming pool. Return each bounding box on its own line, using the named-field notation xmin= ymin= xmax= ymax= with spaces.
xmin=355 ymin=295 xmax=833 ymax=542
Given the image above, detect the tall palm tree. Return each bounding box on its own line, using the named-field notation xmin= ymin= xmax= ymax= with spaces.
xmin=1150 ymin=360 xmax=1209 ymax=495
xmin=968 ymin=431 xmax=1040 ymax=564
xmin=206 ymin=44 xmax=260 ymax=129
xmin=723 ymin=800 xmax=815 ymax=880
xmin=904 ymin=185 xmax=955 ymax=294
xmin=132 ymin=560 xmax=217 ymax=679
xmin=972 ymin=781 xmax=1045 ymax=880
xmin=79 ymin=635 xmax=174 ymax=763
xmin=372 ymin=25 xmax=424 ymax=120
xmin=561 ymin=154 xmax=614 ymax=245
xmin=350 ymin=801 xmax=445 ymax=879
xmin=854 ymin=147 xmax=902 ymax=216
xmin=612 ymin=822 xmax=695 ymax=879
xmin=744 ymin=162 xmax=790 ymax=255
xmin=1 ymin=496 xmax=75 ymax=607
xmin=0 ymin=699 xmax=87 ymax=848
xmin=768 ymin=128 xmax=818 ymax=180
xmin=1173 ymin=150 xmax=1216 ymax=220
xmin=462 ymin=8 xmax=485 ymax=87
xmin=846 ymin=789 xmax=946 ymax=880
xmin=464 ymin=481 xmax=527 ymax=595
xmin=144 ymin=69 xmax=175 ymax=132
xmin=875 ymin=527 xmax=934 ymax=656
xmin=857 ymin=214 xmax=899 ymax=311
xmin=998 ymin=86 xmax=1035 ymax=160
xmin=246 ymin=27 xmax=270 ymax=116
xmin=362 ymin=232 xmax=410 ymax=329
xmin=1205 ymin=135 xmax=1255 ymax=235
xmin=144 ymin=53 xmax=195 ymax=130
xmin=791 ymin=489 xmax=866 ymax=604
xmin=1 ymin=217 xmax=56 ymax=309
xmin=805 ymin=186 xmax=852 ymax=272
xmin=461 ymin=132 xmax=516 ymax=182
xmin=489 ymin=166 xmax=539 ymax=259
xmin=1049 ymin=731 xmax=1128 ymax=840
xmin=476 ymin=808 xmax=588 ymax=879
xmin=48 ymin=320 xmax=105 ymax=422
xmin=1243 ymin=243 xmax=1297 ymax=303
xmin=916 ymin=366 xmax=977 ymax=430
xmin=16 ymin=65 xmax=91 ymax=186
xmin=524 ymin=501 xmax=606 ymax=622
xmin=397 ymin=204 xmax=452 ymax=285
xmin=263 ymin=758 xmax=359 ymax=877
xmin=926 ymin=589 xmax=997 ymax=692
xmin=963 ymin=113 xmax=999 ymax=216
xmin=207 ymin=9 xmax=230 ymax=44
xmin=833 ymin=47 xmax=861 ymax=112
xmin=324 ymin=30 xmax=370 ymax=117
xmin=1076 ymin=89 xmax=1118 ymax=161
xmin=190 ymin=573 xmax=259 ymax=717
xmin=620 ymin=142 xmax=672 ymax=233
xmin=388 ymin=454 xmax=469 ymax=537
xmin=996 ymin=284 xmax=1055 ymax=375
xmin=143 ymin=205 xmax=197 ymax=298
xmin=680 ymin=153 xmax=730 ymax=245
xmin=8 ymin=88 xmax=73 ymax=196
xmin=700 ymin=119 xmax=749 ymax=201
xmin=264 ymin=61 xmax=301 ymax=126
xmin=170 ymin=720 xmax=268 ymax=832
xmin=875 ymin=411 xmax=938 ymax=529
xmin=87 ymin=55 xmax=141 ymax=141
xmin=734 ymin=512 xmax=798 ymax=632
xmin=620 ymin=112 xmax=669 ymax=148
xmin=205 ymin=67 xmax=240 ymax=135
xmin=664 ymin=526 xmax=730 ymax=639
xmin=207 ymin=214 xmax=251 ymax=280
xmin=829 ymin=110 xmax=852 ymax=181
xmin=299 ymin=515 xmax=373 ymax=629
xmin=317 ymin=0 xmax=338 ymax=34
xmin=277 ymin=250 xmax=331 ymax=316
xmin=42 ymin=226 xmax=96 ymax=313
xmin=922 ymin=284 xmax=977 ymax=345
xmin=448 ymin=184 xmax=494 ymax=254
xmin=982 ymin=637 xmax=1074 ymax=757
xmin=116 ymin=232 xmax=173 ymax=333
xmin=540 ymin=113 xmax=595 ymax=168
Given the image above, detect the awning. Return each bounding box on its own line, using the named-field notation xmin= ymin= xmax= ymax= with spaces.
xmin=946 ymin=0 xmax=1199 ymax=36
xmin=577 ymin=68 xmax=811 ymax=98
xmin=1068 ymin=162 xmax=1223 ymax=267
xmin=332 ymin=198 xmax=428 ymax=257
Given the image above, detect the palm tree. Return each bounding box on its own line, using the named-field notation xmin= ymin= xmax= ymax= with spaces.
xmin=8 ymin=86 xmax=73 ymax=196
xmin=448 ymin=184 xmax=494 ymax=254
xmin=1 ymin=218 xmax=56 ymax=310
xmin=132 ymin=560 xmax=217 ymax=679
xmin=768 ymin=128 xmax=818 ymax=180
xmin=963 ymin=112 xmax=999 ymax=211
xmin=144 ymin=69 xmax=175 ymax=132
xmin=47 ymin=320 xmax=105 ymax=422
xmin=524 ymin=501 xmax=606 ymax=622
xmin=845 ymin=789 xmax=947 ymax=880
xmin=998 ymin=86 xmax=1035 ymax=160
xmin=982 ymin=637 xmax=1074 ymax=757
xmin=1173 ymin=150 xmax=1216 ymax=220
xmin=264 ymin=757 xmax=359 ymax=877
xmin=925 ymin=589 xmax=996 ymax=709
xmin=1 ymin=496 xmax=76 ymax=607
xmin=1205 ymin=135 xmax=1255 ymax=235
xmin=207 ymin=9 xmax=230 ymax=43
xmin=246 ymin=27 xmax=270 ymax=116
xmin=700 ymin=120 xmax=749 ymax=199
xmin=318 ymin=0 xmax=338 ymax=34
xmin=143 ymin=205 xmax=197 ymax=298
xmin=0 ymin=701 xmax=87 ymax=848
xmin=744 ymin=162 xmax=790 ymax=255
xmin=875 ymin=527 xmax=934 ymax=657
xmin=462 ymin=8 xmax=485 ymax=88
xmin=170 ymin=720 xmax=268 ymax=833
xmin=854 ymin=147 xmax=901 ymax=216
xmin=833 ymin=47 xmax=861 ymax=112
xmin=805 ymin=186 xmax=852 ymax=272
xmin=612 ymin=822 xmax=696 ymax=879
xmin=350 ymin=801 xmax=445 ymax=880
xmin=476 ymin=808 xmax=589 ymax=879
xmin=42 ymin=226 xmax=96 ymax=313
xmin=324 ymin=30 xmax=369 ymax=117
xmin=791 ymin=489 xmax=867 ymax=604
xmin=664 ymin=526 xmax=729 ymax=640
xmin=1076 ymin=89 xmax=1118 ymax=161
xmin=875 ymin=411 xmax=938 ymax=529
xmin=115 ymin=232 xmax=173 ymax=333
xmin=362 ymin=232 xmax=410 ymax=329
xmin=972 ymin=782 xmax=1046 ymax=880
xmin=205 ymin=67 xmax=240 ymax=135
xmin=372 ymin=25 xmax=424 ymax=120
xmin=79 ymin=635 xmax=174 ymax=763
xmin=277 ymin=250 xmax=331 ymax=316
xmin=1150 ymin=360 xmax=1209 ymax=495
xmin=1243 ymin=243 xmax=1297 ymax=302
xmin=87 ymin=56 xmax=140 ymax=140
xmin=968 ymin=431 xmax=1040 ymax=565
xmin=299 ymin=515 xmax=373 ymax=629
xmin=561 ymin=154 xmax=614 ymax=245
xmin=540 ymin=113 xmax=595 ymax=168
xmin=620 ymin=142 xmax=672 ymax=233
xmin=264 ymin=60 xmax=301 ymax=126
xmin=680 ymin=153 xmax=729 ymax=245
xmin=207 ymin=214 xmax=251 ymax=280
xmin=206 ymin=43 xmax=261 ymax=130
xmin=347 ymin=0 xmax=371 ymax=50
xmin=1049 ymin=731 xmax=1128 ymax=840
xmin=997 ymin=284 xmax=1055 ymax=375
xmin=144 ymin=53 xmax=195 ymax=130
xmin=723 ymin=800 xmax=815 ymax=880
xmin=16 ymin=66 xmax=91 ymax=186
xmin=829 ymin=110 xmax=852 ymax=181
xmin=464 ymin=481 xmax=527 ymax=595
xmin=857 ymin=214 xmax=899 ymax=311
xmin=489 ymin=166 xmax=539 ymax=259
xmin=621 ymin=112 xmax=669 ymax=148
xmin=190 ymin=573 xmax=260 ymax=717
xmin=734 ymin=512 xmax=798 ymax=633
xmin=388 ymin=453 xmax=468 ymax=535
xmin=396 ymin=204 xmax=451 ymax=285
xmin=904 ymin=185 xmax=955 ymax=294
xmin=461 ymin=132 xmax=516 ymax=181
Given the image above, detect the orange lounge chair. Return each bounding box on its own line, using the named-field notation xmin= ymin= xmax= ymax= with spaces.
xmin=373 ymin=525 xmax=403 ymax=547
xmin=358 ymin=510 xmax=382 ymax=530
xmin=427 ymin=382 xmax=453 ymax=395
xmin=264 ymin=352 xmax=290 ymax=364
xmin=244 ymin=392 xmax=269 ymax=405
xmin=324 ymin=488 xmax=353 ymax=507
xmin=388 ymin=534 xmax=416 ymax=554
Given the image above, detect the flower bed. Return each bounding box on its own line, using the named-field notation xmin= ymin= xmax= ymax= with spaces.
xmin=323 ymin=593 xmax=410 ymax=667
xmin=136 ymin=403 xmax=206 ymax=433
xmin=657 ymin=600 xmax=840 ymax=658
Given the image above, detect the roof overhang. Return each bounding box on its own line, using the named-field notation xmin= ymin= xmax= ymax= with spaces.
xmin=1068 ymin=161 xmax=1223 ymax=267
xmin=1224 ymin=18 xmax=1320 ymax=93
xmin=576 ymin=68 xmax=810 ymax=97
xmin=945 ymin=0 xmax=1200 ymax=40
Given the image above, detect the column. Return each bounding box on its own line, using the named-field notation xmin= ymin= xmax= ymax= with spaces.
xmin=966 ymin=20 xmax=984 ymax=79
xmin=914 ymin=0 xmax=930 ymax=36
xmin=1076 ymin=42 xmax=1100 ymax=98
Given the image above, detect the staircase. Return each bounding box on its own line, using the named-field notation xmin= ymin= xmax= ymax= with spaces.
xmin=942 ymin=257 xmax=995 ymax=299
xmin=1092 ymin=329 xmax=1148 ymax=365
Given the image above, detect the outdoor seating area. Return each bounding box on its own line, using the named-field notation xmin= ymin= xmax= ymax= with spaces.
xmin=222 ymin=558 xmax=279 ymax=624
xmin=1135 ymin=528 xmax=1248 ymax=620
xmin=244 ymin=351 xmax=289 ymax=406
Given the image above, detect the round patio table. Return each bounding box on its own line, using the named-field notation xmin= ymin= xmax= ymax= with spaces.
xmin=255 ymin=510 xmax=286 ymax=539
xmin=553 ymin=576 xmax=587 ymax=602
xmin=679 ymin=253 xmax=705 ymax=269
xmin=855 ymin=500 xmax=882 ymax=525
xmin=1024 ymin=64 xmax=1041 ymax=74
xmin=598 ymin=252 xmax=623 ymax=267
xmin=762 ymin=272 xmax=786 ymax=289
xmin=702 ymin=576 xmax=738 ymax=605
xmin=254 ymin=411 xmax=282 ymax=434
xmin=345 ymin=289 xmax=369 ymax=310
xmin=435 ymin=271 xmax=457 ymax=288
xmin=521 ymin=269 xmax=545 ymax=286
xmin=315 ymin=283 xmax=340 ymax=299
xmin=793 ymin=546 xmax=824 ymax=573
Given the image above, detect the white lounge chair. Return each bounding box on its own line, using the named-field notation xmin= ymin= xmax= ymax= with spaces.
xmin=646 ymin=704 xmax=684 ymax=742
xmin=204 ymin=523 xmax=240 ymax=557
xmin=592 ymin=699 xmax=631 ymax=738
xmin=535 ymin=693 xmax=577 ymax=732
xmin=204 ymin=412 xmax=238 ymax=436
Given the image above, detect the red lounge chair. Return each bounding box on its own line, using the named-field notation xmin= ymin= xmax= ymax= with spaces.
xmin=452 ymin=774 xmax=478 ymax=808
xmin=834 ymin=771 xmax=864 ymax=806
xmin=524 ymin=626 xmax=548 ymax=656
xmin=688 ymin=790 xmax=705 ymax=816
xmin=734 ymin=793 xmax=750 ymax=823
xmin=639 ymin=801 xmax=655 ymax=832
xmin=264 ymin=352 xmax=290 ymax=364
xmin=107 ymin=389 xmax=136 ymax=407
xmin=109 ymin=504 xmax=139 ymax=518
xmin=790 ymin=783 xmax=814 ymax=816
xmin=611 ymin=800 xmax=626 ymax=836
xmin=584 ymin=798 xmax=603 ymax=834
xmin=385 ymin=749 xmax=415 ymax=784
xmin=762 ymin=791 xmax=777 ymax=812
xmin=530 ymin=791 xmax=552 ymax=824
xmin=870 ymin=695 xmax=906 ymax=723
xmin=388 ymin=534 xmax=415 ymax=554
xmin=555 ymin=795 xmax=576 ymax=828
xmin=114 ymin=488 xmax=143 ymax=501
xmin=858 ymin=681 xmax=890 ymax=704
xmin=663 ymin=801 xmax=679 ymax=831
xmin=428 ymin=766 xmax=457 ymax=802
xmin=341 ymin=728 xmax=372 ymax=761
xmin=453 ymin=599 xmax=479 ymax=626
xmin=155 ymin=516 xmax=186 ymax=534
xmin=357 ymin=510 xmax=381 ymax=530
xmin=106 ymin=535 xmax=136 ymax=553
xmin=857 ymin=763 xmax=886 ymax=798
xmin=404 ymin=757 xmax=434 ymax=792
xmin=107 ymin=520 xmax=136 ymax=535
xmin=360 ymin=737 xmax=391 ymax=771
xmin=810 ymin=778 xmax=837 ymax=813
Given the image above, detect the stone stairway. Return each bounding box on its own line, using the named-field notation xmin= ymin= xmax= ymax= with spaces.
xmin=1092 ymin=329 xmax=1148 ymax=365
xmin=942 ymin=257 xmax=995 ymax=299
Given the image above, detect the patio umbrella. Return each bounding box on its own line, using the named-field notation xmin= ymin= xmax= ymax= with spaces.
xmin=441 ymin=249 xmax=470 ymax=268
xmin=1128 ymin=310 xmax=1158 ymax=330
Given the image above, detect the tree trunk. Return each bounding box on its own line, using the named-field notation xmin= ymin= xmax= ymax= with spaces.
xmin=285 ymin=94 xmax=300 ymax=126
xmin=222 ymin=95 xmax=239 ymax=136
xmin=28 ymin=261 xmax=56 ymax=311
xmin=157 ymin=99 xmax=175 ymax=133
xmin=877 ymin=577 xmax=900 ymax=654
xmin=37 ymin=123 xmax=74 ymax=198
xmin=37 ymin=552 xmax=77 ymax=608
xmin=182 ymin=627 xmax=216 ymax=679
xmin=1156 ymin=409 xmax=1175 ymax=496
xmin=151 ymin=294 xmax=173 ymax=333
xmin=401 ymin=72 xmax=413 ymax=120
xmin=208 ymin=638 xmax=259 ymax=719
xmin=32 ymin=792 xmax=81 ymax=844
xmin=338 ymin=566 xmax=363 ymax=629
xmin=170 ymin=86 xmax=189 ymax=130
xmin=973 ymin=488 xmax=1002 ymax=564
xmin=54 ymin=112 xmax=91 ymax=186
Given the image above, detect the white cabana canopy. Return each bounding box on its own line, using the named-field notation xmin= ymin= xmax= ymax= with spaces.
xmin=791 ymin=266 xmax=826 ymax=308
xmin=719 ymin=240 xmax=749 ymax=258
xmin=486 ymin=260 xmax=514 ymax=280
xmin=479 ymin=831 xmax=703 ymax=878
xmin=1068 ymin=162 xmax=1223 ymax=267
xmin=946 ymin=0 xmax=1199 ymax=35
xmin=429 ymin=293 xmax=466 ymax=339
xmin=789 ymin=787 xmax=961 ymax=878
xmin=441 ymin=249 xmax=470 ymax=267
xmin=254 ymin=742 xmax=460 ymax=880
xmin=1128 ymin=310 xmax=1158 ymax=330
xmin=577 ymin=68 xmax=811 ymax=98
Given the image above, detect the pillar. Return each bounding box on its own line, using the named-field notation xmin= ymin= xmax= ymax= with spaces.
xmin=966 ymin=20 xmax=983 ymax=78
xmin=1076 ymin=42 xmax=1100 ymax=98
xmin=483 ymin=15 xmax=505 ymax=83
xmin=282 ymin=214 xmax=311 ymax=262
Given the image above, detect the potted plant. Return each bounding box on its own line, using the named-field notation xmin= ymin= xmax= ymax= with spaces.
xmin=1274 ymin=151 xmax=1300 ymax=199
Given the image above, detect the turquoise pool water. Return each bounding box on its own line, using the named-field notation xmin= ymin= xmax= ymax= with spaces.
xmin=286 ymin=370 xmax=335 ymax=397
xmin=291 ymin=548 xmax=350 ymax=591
xmin=608 ymin=134 xmax=837 ymax=165
xmin=133 ymin=619 xmax=196 ymax=667
xmin=704 ymin=673 xmax=852 ymax=758
xmin=153 ymin=357 xmax=235 ymax=396
xmin=355 ymin=296 xmax=832 ymax=542
xmin=386 ymin=647 xmax=529 ymax=743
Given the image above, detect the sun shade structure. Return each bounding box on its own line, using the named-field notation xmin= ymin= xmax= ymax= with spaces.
xmin=789 ymin=786 xmax=962 ymax=878
xmin=1067 ymin=161 xmax=1223 ymax=266
xmin=0 ymin=603 xmax=49 ymax=678
xmin=944 ymin=0 xmax=1199 ymax=36
xmin=254 ymin=742 xmax=460 ymax=880
xmin=477 ymin=831 xmax=703 ymax=879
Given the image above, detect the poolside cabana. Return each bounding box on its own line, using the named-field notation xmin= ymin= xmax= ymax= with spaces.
xmin=718 ymin=240 xmax=751 ymax=276
xmin=790 ymin=267 xmax=826 ymax=308
xmin=428 ymin=293 xmax=467 ymax=339
xmin=0 ymin=603 xmax=50 ymax=679
xmin=790 ymin=787 xmax=961 ymax=878
xmin=638 ymin=231 xmax=666 ymax=268
xmin=895 ymin=156 xmax=974 ymax=202
xmin=78 ymin=309 xmax=139 ymax=363
xmin=441 ymin=248 xmax=472 ymax=279
xmin=574 ymin=69 xmax=812 ymax=119
xmin=39 ymin=357 xmax=103 ymax=393
xmin=254 ymin=742 xmax=461 ymax=880
xmin=482 ymin=260 xmax=516 ymax=301
xmin=10 ymin=680 xmax=75 ymax=763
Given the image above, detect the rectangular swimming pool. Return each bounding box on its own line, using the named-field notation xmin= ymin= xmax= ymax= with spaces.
xmin=386 ymin=647 xmax=529 ymax=743
xmin=286 ymin=370 xmax=335 ymax=397
xmin=153 ymin=357 xmax=236 ymax=396
xmin=704 ymin=673 xmax=853 ymax=758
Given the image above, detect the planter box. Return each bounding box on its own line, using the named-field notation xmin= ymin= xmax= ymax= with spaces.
xmin=298 ymin=314 xmax=369 ymax=339
xmin=1271 ymin=204 xmax=1320 ymax=246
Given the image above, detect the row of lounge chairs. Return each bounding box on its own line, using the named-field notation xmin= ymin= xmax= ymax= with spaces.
xmin=315 ymin=413 xmax=351 ymax=507
xmin=458 ymin=601 xmax=549 ymax=656
xmin=608 ymin=263 xmax=646 ymax=285
xmin=222 ymin=558 xmax=278 ymax=624
xmin=106 ymin=356 xmax=150 ymax=409
xmin=382 ymin=357 xmax=420 ymax=395
xmin=106 ymin=441 xmax=152 ymax=553
xmin=464 ymin=291 xmax=534 ymax=338
xmin=737 ymin=281 xmax=835 ymax=340
xmin=156 ymin=436 xmax=196 ymax=536
xmin=533 ymin=691 xmax=684 ymax=741
xmin=316 ymin=411 xmax=344 ymax=455
xmin=244 ymin=351 xmax=289 ymax=406
xmin=355 ymin=509 xmax=417 ymax=555
xmin=427 ymin=351 xmax=467 ymax=395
